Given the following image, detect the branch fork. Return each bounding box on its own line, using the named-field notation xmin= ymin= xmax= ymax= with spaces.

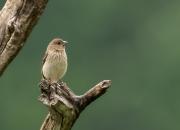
xmin=39 ymin=80 xmax=111 ymax=130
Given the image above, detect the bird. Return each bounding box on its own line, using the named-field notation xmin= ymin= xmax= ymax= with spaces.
xmin=42 ymin=38 xmax=68 ymax=83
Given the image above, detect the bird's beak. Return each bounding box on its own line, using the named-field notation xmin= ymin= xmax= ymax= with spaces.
xmin=63 ymin=41 xmax=68 ymax=44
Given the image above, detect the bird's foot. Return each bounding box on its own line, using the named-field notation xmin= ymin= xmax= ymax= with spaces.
xmin=57 ymin=80 xmax=65 ymax=86
xmin=39 ymin=79 xmax=51 ymax=91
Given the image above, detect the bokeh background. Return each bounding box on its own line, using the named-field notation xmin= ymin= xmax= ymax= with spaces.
xmin=1 ymin=0 xmax=180 ymax=130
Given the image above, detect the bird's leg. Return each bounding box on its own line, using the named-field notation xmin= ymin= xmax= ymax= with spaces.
xmin=39 ymin=79 xmax=52 ymax=101
xmin=39 ymin=79 xmax=51 ymax=92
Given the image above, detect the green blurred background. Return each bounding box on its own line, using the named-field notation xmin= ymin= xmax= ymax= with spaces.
xmin=1 ymin=0 xmax=180 ymax=130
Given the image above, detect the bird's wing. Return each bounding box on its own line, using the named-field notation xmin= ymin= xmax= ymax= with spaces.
xmin=41 ymin=51 xmax=48 ymax=79
xmin=42 ymin=51 xmax=48 ymax=65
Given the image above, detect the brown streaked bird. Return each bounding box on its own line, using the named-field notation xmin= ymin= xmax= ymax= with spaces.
xmin=42 ymin=38 xmax=68 ymax=83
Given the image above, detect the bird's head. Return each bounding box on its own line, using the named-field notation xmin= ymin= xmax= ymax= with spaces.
xmin=48 ymin=38 xmax=68 ymax=51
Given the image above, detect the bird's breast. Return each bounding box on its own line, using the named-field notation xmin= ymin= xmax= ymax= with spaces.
xmin=42 ymin=51 xmax=67 ymax=82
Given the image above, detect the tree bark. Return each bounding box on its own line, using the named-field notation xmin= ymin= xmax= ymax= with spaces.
xmin=0 ymin=0 xmax=48 ymax=76
xmin=39 ymin=80 xmax=111 ymax=130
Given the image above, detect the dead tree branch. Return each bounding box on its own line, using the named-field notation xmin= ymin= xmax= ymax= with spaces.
xmin=39 ymin=80 xmax=111 ymax=130
xmin=0 ymin=0 xmax=48 ymax=76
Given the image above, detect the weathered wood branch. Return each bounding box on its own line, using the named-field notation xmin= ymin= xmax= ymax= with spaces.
xmin=39 ymin=80 xmax=111 ymax=130
xmin=0 ymin=0 xmax=48 ymax=76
